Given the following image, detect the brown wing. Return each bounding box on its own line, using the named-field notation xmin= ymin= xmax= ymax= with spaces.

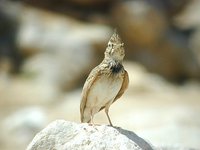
xmin=80 ymin=66 xmax=100 ymax=122
xmin=113 ymin=70 xmax=129 ymax=102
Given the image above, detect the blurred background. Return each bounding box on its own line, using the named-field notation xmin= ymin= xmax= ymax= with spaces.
xmin=0 ymin=0 xmax=200 ymax=149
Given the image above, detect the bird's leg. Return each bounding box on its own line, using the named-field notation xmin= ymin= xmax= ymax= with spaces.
xmin=89 ymin=110 xmax=98 ymax=130
xmin=88 ymin=110 xmax=95 ymax=126
xmin=89 ymin=109 xmax=97 ymax=128
xmin=90 ymin=114 xmax=95 ymax=126
xmin=105 ymin=107 xmax=113 ymax=126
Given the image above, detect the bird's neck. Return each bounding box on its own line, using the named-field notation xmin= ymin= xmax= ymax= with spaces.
xmin=103 ymin=57 xmax=123 ymax=74
xmin=104 ymin=56 xmax=123 ymax=65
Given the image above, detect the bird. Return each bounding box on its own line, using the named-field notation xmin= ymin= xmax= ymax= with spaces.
xmin=80 ymin=30 xmax=129 ymax=126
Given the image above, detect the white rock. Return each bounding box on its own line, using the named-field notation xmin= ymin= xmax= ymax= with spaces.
xmin=2 ymin=107 xmax=46 ymax=132
xmin=174 ymin=0 xmax=200 ymax=29
xmin=1 ymin=107 xmax=47 ymax=150
xmin=16 ymin=6 xmax=112 ymax=90
xmin=26 ymin=120 xmax=154 ymax=150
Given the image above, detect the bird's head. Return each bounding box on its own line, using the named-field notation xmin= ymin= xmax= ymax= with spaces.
xmin=105 ymin=30 xmax=125 ymax=62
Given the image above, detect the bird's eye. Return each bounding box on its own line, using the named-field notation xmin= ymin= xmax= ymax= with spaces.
xmin=108 ymin=43 xmax=114 ymax=48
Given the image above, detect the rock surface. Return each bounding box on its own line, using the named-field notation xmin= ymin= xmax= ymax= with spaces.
xmin=17 ymin=6 xmax=111 ymax=91
xmin=112 ymin=0 xmax=167 ymax=47
xmin=111 ymin=0 xmax=200 ymax=80
xmin=26 ymin=120 xmax=154 ymax=150
xmin=0 ymin=107 xmax=47 ymax=150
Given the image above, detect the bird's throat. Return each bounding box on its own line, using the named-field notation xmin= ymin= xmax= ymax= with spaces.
xmin=110 ymin=60 xmax=123 ymax=74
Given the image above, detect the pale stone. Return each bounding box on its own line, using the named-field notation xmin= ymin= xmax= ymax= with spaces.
xmin=26 ymin=120 xmax=154 ymax=150
xmin=16 ymin=6 xmax=112 ymax=90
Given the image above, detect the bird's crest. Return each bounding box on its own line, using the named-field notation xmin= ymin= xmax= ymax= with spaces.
xmin=109 ymin=29 xmax=123 ymax=45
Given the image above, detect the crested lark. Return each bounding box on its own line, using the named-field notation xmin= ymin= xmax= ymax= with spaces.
xmin=80 ymin=31 xmax=129 ymax=126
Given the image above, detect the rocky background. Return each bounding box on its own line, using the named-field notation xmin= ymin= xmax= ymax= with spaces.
xmin=0 ymin=0 xmax=200 ymax=149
